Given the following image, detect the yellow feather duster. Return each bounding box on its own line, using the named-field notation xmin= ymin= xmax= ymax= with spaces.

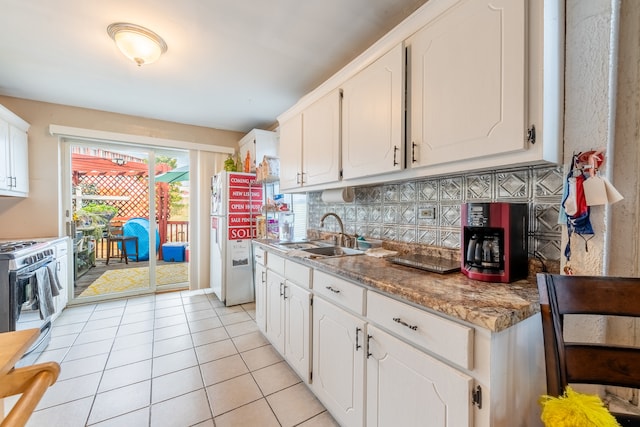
xmin=539 ymin=386 xmax=621 ymax=427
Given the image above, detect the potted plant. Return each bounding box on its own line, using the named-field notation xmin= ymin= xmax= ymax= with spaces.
xmin=82 ymin=203 xmax=118 ymax=224
xmin=74 ymin=204 xmax=118 ymax=240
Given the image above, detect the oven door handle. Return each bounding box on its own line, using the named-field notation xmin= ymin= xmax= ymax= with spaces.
xmin=14 ymin=257 xmax=55 ymax=278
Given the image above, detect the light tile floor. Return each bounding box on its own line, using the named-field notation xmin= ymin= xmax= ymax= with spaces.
xmin=8 ymin=289 xmax=339 ymax=427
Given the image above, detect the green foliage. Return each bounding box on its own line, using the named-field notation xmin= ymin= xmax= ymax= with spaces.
xmin=155 ymin=156 xmax=186 ymax=219
xmin=156 ymin=156 xmax=177 ymax=169
xmin=83 ymin=203 xmax=118 ymax=216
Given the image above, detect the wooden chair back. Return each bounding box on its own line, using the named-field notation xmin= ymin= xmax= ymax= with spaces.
xmin=537 ymin=273 xmax=640 ymax=424
xmin=108 ymin=220 xmax=125 ymax=238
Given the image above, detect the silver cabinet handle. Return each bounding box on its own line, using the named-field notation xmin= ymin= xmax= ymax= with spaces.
xmin=261 ymin=271 xmax=266 ymax=284
xmin=296 ymin=172 xmax=301 ymax=184
xmin=393 ymin=317 xmax=418 ymax=331
xmin=325 ymin=286 xmax=340 ymax=294
xmin=355 ymin=327 xmax=362 ymax=351
xmin=279 ymin=282 xmax=284 ymax=297
xmin=283 ymin=284 xmax=288 ymax=300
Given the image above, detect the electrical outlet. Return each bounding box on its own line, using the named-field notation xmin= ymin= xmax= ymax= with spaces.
xmin=419 ymin=207 xmax=436 ymax=220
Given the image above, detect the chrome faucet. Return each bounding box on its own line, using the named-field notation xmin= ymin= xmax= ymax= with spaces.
xmin=320 ymin=212 xmax=351 ymax=247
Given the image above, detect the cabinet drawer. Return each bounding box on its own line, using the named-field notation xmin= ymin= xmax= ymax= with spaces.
xmin=268 ymin=253 xmax=285 ymax=275
xmin=285 ymin=260 xmax=311 ymax=289
xmin=254 ymin=246 xmax=266 ymax=266
xmin=367 ymin=291 xmax=473 ymax=370
xmin=54 ymin=240 xmax=68 ymax=258
xmin=313 ymin=270 xmax=364 ymax=315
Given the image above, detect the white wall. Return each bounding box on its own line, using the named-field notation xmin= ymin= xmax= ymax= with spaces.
xmin=564 ymin=0 xmax=640 ymax=405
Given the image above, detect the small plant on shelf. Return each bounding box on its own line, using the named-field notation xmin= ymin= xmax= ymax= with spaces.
xmin=75 ymin=204 xmax=118 ymax=240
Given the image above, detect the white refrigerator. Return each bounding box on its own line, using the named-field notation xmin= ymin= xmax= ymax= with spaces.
xmin=210 ymin=171 xmax=262 ymax=306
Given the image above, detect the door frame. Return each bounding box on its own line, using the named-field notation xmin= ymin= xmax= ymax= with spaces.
xmin=53 ymin=125 xmax=235 ymax=304
xmin=62 ymin=139 xmax=162 ymax=304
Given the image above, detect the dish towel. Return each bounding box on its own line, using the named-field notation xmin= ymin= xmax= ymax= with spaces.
xmin=46 ymin=263 xmax=62 ymax=297
xmin=35 ymin=267 xmax=56 ymax=319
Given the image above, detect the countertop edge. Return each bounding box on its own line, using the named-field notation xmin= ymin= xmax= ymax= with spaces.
xmin=253 ymin=240 xmax=541 ymax=333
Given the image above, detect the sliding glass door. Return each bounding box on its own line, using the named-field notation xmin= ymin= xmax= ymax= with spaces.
xmin=64 ymin=140 xmax=189 ymax=303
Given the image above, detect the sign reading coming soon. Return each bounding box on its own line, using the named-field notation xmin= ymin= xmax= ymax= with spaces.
xmin=227 ymin=173 xmax=261 ymax=241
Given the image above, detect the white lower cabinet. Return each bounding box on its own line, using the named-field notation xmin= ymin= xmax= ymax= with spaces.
xmin=254 ymin=261 xmax=267 ymax=332
xmin=366 ymin=324 xmax=473 ymax=427
xmin=253 ymin=246 xmax=545 ymax=427
xmin=284 ymin=281 xmax=311 ymax=382
xmin=311 ymin=296 xmax=366 ymax=427
xmin=52 ymin=238 xmax=70 ymax=320
xmin=261 ymin=252 xmax=312 ymax=382
xmin=265 ymin=269 xmax=286 ymax=354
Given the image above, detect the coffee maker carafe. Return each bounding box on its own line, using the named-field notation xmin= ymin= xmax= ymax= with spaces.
xmin=461 ymin=203 xmax=528 ymax=283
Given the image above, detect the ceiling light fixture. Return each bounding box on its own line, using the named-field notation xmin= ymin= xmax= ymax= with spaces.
xmin=107 ymin=22 xmax=168 ymax=66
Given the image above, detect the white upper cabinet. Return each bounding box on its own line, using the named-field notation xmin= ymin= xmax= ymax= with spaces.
xmin=302 ymin=89 xmax=341 ymax=187
xmin=0 ymin=104 xmax=30 ymax=197
xmin=0 ymin=119 xmax=10 ymax=191
xmin=279 ymin=89 xmax=341 ymax=192
xmin=279 ymin=113 xmax=303 ymax=191
xmin=277 ymin=0 xmax=561 ymax=188
xmin=238 ymin=129 xmax=278 ymax=174
xmin=342 ymin=43 xmax=405 ymax=179
xmin=408 ymin=0 xmax=527 ymax=168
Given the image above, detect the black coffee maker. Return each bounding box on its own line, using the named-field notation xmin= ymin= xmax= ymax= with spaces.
xmin=461 ymin=202 xmax=528 ymax=283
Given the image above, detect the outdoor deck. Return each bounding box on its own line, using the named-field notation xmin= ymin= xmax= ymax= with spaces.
xmin=74 ymin=257 xmax=189 ymax=298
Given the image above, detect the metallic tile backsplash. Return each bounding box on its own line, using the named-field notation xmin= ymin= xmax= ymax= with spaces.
xmin=307 ymin=165 xmax=564 ymax=260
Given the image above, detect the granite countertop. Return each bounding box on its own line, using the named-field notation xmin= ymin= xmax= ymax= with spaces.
xmin=254 ymin=240 xmax=541 ymax=333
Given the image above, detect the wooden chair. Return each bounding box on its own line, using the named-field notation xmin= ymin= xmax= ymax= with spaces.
xmin=105 ymin=220 xmax=138 ymax=265
xmin=537 ymin=273 xmax=640 ymax=426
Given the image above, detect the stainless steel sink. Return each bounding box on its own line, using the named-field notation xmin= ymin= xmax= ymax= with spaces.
xmin=301 ymin=246 xmax=365 ymax=257
xmin=275 ymin=241 xmax=321 ymax=250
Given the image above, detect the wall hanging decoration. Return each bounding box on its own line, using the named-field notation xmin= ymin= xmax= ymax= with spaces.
xmin=559 ymin=149 xmax=624 ymax=275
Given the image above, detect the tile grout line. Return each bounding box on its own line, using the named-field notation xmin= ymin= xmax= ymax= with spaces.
xmin=29 ymin=290 xmax=332 ymax=426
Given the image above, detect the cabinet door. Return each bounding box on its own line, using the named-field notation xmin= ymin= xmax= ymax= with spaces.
xmin=284 ymin=282 xmax=311 ymax=382
xmin=265 ymin=269 xmax=285 ymax=353
xmin=312 ymin=297 xmax=365 ymax=427
xmin=366 ymin=325 xmax=473 ymax=427
xmin=279 ymin=114 xmax=303 ymax=191
xmin=54 ymin=254 xmax=69 ymax=319
xmin=342 ymin=43 xmax=405 ymax=179
xmin=255 ymin=262 xmax=267 ymax=332
xmin=9 ymin=125 xmax=28 ymax=194
xmin=303 ymin=89 xmax=342 ymax=187
xmin=408 ymin=0 xmax=526 ymax=168
xmin=0 ymin=119 xmax=9 ymax=191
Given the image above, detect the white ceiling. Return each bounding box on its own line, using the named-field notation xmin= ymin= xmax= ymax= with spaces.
xmin=0 ymin=0 xmax=428 ymax=133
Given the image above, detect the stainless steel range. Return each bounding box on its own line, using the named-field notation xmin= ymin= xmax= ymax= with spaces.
xmin=0 ymin=239 xmax=57 ymax=366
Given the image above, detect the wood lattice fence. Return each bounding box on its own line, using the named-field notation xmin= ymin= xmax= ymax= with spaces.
xmin=75 ymin=174 xmax=151 ymax=218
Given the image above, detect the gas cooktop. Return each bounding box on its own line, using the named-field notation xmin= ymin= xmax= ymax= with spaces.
xmin=0 ymin=240 xmax=42 ymax=253
xmin=0 ymin=238 xmax=58 ymax=262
